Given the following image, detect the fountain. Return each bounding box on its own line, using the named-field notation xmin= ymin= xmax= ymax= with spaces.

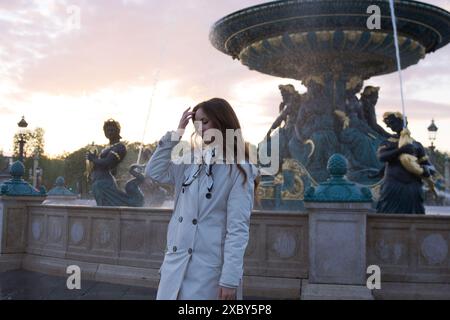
xmin=210 ymin=0 xmax=450 ymax=210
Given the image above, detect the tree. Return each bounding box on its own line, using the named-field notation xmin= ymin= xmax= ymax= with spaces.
xmin=31 ymin=128 xmax=45 ymax=156
xmin=63 ymin=145 xmax=93 ymax=197
xmin=0 ymin=150 xmax=8 ymax=172
xmin=13 ymin=127 xmax=45 ymax=158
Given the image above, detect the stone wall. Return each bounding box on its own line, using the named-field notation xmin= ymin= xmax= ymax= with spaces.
xmin=22 ymin=205 xmax=308 ymax=299
xmin=1 ymin=198 xmax=450 ymax=299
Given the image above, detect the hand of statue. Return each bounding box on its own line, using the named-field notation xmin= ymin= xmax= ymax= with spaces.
xmin=86 ymin=151 xmax=96 ymax=162
xmin=218 ymin=286 xmax=237 ymax=300
xmin=399 ymin=144 xmax=415 ymax=155
xmin=422 ymin=165 xmax=431 ymax=178
xmin=178 ymin=107 xmax=195 ymax=131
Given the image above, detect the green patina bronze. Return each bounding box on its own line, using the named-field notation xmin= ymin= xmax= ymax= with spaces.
xmin=210 ymin=0 xmax=450 ymax=210
xmin=304 ymin=154 xmax=372 ymax=203
xmin=0 ymin=161 xmax=46 ymax=197
xmin=47 ymin=176 xmax=76 ymax=196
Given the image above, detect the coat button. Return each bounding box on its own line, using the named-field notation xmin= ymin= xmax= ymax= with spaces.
xmin=188 ymin=248 xmax=193 ymax=254
xmin=158 ymin=140 xmax=163 ymax=146
xmin=179 ymin=216 xmax=183 ymax=223
xmin=206 ymin=193 xmax=212 ymax=199
xmin=182 ymin=187 xmax=185 ymax=193
xmin=173 ymin=246 xmax=177 ymax=252
xmin=192 ymin=219 xmax=197 ymax=225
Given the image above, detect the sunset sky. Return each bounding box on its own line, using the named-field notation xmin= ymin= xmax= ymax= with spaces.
xmin=1 ymin=0 xmax=449 ymax=159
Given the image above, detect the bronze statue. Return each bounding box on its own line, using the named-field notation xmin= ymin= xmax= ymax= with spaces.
xmin=267 ymin=84 xmax=301 ymax=135
xmin=266 ymin=84 xmax=302 ymax=164
xmin=86 ymin=119 xmax=144 ymax=207
xmin=376 ymin=112 xmax=434 ymax=214
xmin=336 ymin=79 xmax=383 ymax=177
xmin=360 ymin=86 xmax=391 ymax=138
xmin=289 ymin=77 xmax=340 ymax=181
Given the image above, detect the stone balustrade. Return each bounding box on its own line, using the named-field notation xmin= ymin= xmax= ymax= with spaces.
xmin=1 ymin=197 xmax=450 ymax=299
xmin=367 ymin=213 xmax=450 ymax=299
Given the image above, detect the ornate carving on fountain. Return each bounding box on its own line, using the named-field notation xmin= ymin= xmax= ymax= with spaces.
xmin=239 ymin=30 xmax=427 ymax=80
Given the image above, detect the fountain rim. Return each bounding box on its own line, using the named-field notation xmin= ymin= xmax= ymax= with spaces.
xmin=212 ymin=0 xmax=450 ymax=29
xmin=210 ymin=0 xmax=450 ymax=54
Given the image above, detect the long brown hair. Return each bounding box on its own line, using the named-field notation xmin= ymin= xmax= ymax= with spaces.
xmin=192 ymin=98 xmax=260 ymax=201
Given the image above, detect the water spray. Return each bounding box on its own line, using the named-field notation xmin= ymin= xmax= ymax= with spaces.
xmin=136 ymin=39 xmax=167 ymax=166
xmin=388 ymin=0 xmax=408 ymax=128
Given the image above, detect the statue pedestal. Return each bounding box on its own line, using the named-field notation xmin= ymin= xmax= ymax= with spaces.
xmin=0 ymin=196 xmax=46 ymax=272
xmin=302 ymin=154 xmax=375 ymax=299
xmin=302 ymin=202 xmax=374 ymax=300
xmin=0 ymin=161 xmax=46 ymax=272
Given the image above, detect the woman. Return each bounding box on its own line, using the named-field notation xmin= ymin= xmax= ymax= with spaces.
xmin=86 ymin=119 xmax=144 ymax=207
xmin=145 ymin=98 xmax=260 ymax=300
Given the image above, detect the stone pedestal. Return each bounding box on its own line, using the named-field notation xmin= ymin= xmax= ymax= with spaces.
xmin=302 ymin=202 xmax=374 ymax=300
xmin=302 ymin=154 xmax=374 ymax=299
xmin=0 ymin=161 xmax=46 ymax=272
xmin=0 ymin=196 xmax=45 ymax=271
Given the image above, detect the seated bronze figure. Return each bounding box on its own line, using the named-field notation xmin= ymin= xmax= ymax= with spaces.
xmin=86 ymin=119 xmax=144 ymax=207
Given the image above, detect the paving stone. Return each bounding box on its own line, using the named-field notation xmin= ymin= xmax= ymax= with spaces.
xmin=0 ymin=270 xmax=270 ymax=300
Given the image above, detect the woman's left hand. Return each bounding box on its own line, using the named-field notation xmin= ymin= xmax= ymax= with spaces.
xmin=218 ymin=286 xmax=237 ymax=300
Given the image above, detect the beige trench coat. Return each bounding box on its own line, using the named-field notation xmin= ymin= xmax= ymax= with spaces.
xmin=145 ymin=130 xmax=259 ymax=300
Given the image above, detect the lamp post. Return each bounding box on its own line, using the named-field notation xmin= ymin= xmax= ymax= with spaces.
xmin=445 ymin=155 xmax=449 ymax=193
xmin=427 ymin=119 xmax=438 ymax=152
xmin=36 ymin=167 xmax=43 ymax=189
xmin=32 ymin=148 xmax=39 ymax=188
xmin=17 ymin=116 xmax=28 ymax=163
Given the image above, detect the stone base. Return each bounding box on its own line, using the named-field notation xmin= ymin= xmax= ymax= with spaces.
xmin=21 ymin=255 xmax=303 ymax=299
xmin=243 ymin=276 xmax=301 ymax=299
xmin=301 ymin=280 xmax=374 ymax=300
xmin=22 ymin=254 xmax=160 ymax=288
xmin=0 ymin=254 xmax=23 ymax=272
xmin=372 ymin=282 xmax=450 ymax=300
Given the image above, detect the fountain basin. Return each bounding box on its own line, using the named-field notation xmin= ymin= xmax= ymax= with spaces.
xmin=210 ymin=0 xmax=450 ymax=80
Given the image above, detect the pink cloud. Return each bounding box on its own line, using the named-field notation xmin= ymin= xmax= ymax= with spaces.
xmin=0 ymin=0 xmax=449 ymax=154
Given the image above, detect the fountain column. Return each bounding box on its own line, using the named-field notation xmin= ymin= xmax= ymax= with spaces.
xmin=302 ymin=154 xmax=374 ymax=299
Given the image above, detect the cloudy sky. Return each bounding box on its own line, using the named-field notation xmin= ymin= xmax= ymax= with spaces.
xmin=0 ymin=0 xmax=449 ymax=158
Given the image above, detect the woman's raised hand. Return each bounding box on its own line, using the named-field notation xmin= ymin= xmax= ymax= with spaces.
xmin=178 ymin=107 xmax=195 ymax=131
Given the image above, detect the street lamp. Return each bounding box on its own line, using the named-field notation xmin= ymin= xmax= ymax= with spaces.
xmin=17 ymin=116 xmax=28 ymax=162
xmin=427 ymin=119 xmax=438 ymax=152
xmin=445 ymin=155 xmax=450 ymax=193
xmin=32 ymin=148 xmax=40 ymax=188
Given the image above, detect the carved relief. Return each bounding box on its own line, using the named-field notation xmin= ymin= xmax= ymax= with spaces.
xmin=421 ymin=234 xmax=448 ymax=265
xmin=272 ymin=232 xmax=297 ymax=259
xmin=375 ymin=239 xmax=404 ymax=264
xmin=70 ymin=222 xmax=84 ymax=245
